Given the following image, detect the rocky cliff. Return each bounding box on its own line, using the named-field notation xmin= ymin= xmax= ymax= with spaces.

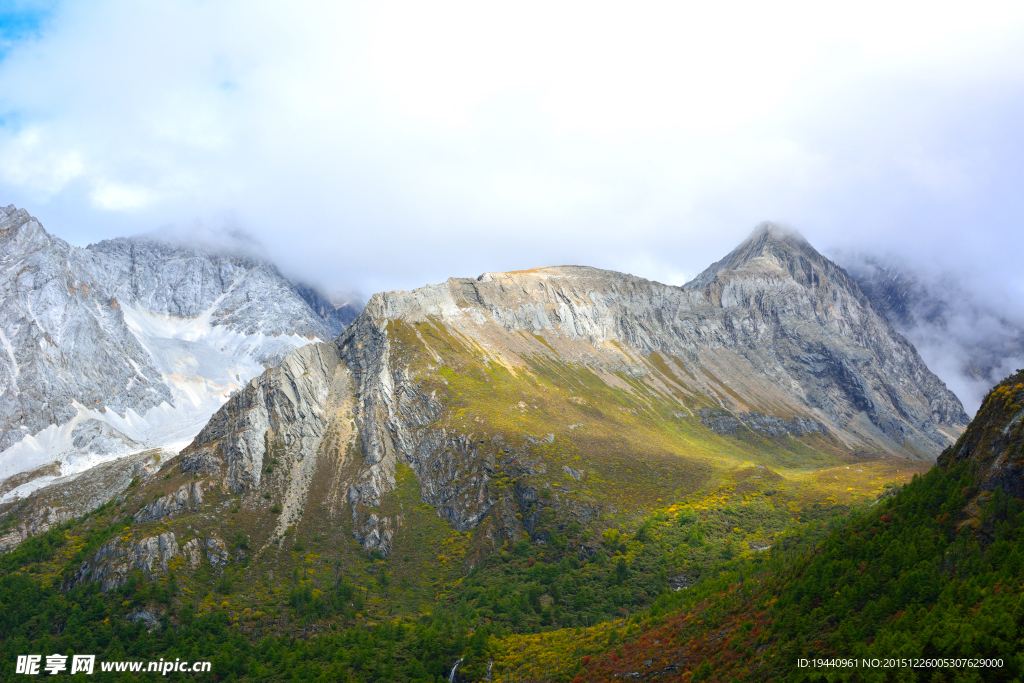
xmin=938 ymin=368 xmax=1024 ymax=498
xmin=683 ymin=225 xmax=966 ymax=447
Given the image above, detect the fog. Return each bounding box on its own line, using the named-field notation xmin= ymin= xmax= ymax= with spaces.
xmin=836 ymin=251 xmax=1024 ymax=415
xmin=2 ymin=0 xmax=1023 ymax=410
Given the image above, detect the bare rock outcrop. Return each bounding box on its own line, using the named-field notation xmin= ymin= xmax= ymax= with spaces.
xmin=0 ymin=504 xmax=74 ymax=553
xmin=133 ymin=481 xmax=206 ymax=523
xmin=182 ymin=538 xmax=203 ymax=569
xmin=0 ymin=450 xmax=162 ymax=553
xmin=65 ymin=531 xmax=180 ymax=592
xmin=699 ymin=409 xmax=827 ymax=437
xmin=180 ymin=343 xmax=342 ymax=492
xmin=203 ymin=537 xmax=230 ymax=567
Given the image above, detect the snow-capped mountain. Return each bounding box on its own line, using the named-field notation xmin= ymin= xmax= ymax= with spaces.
xmin=0 ymin=205 xmax=355 ymax=501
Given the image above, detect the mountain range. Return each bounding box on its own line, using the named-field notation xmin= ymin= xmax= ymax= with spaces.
xmin=176 ymin=223 xmax=968 ymax=559
xmin=0 ymin=207 xmax=1009 ymax=683
xmin=0 ymin=205 xmax=356 ymax=506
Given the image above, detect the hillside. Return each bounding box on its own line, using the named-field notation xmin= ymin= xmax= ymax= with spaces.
xmin=549 ymin=369 xmax=1024 ymax=682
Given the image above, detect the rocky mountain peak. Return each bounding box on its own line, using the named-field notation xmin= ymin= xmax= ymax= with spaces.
xmin=1 ymin=205 xmax=66 ymax=257
xmin=685 ymin=221 xmax=850 ymax=294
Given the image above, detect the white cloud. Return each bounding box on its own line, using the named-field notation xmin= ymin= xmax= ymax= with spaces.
xmin=0 ymin=127 xmax=83 ymax=196
xmin=90 ymin=181 xmax=157 ymax=211
xmin=0 ymin=0 xmax=1022 ymax=299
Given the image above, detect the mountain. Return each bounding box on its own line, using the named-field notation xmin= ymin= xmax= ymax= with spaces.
xmin=682 ymin=225 xmax=966 ymax=447
xmin=840 ymin=253 xmax=1024 ymax=416
xmin=173 ymin=223 xmax=966 ymax=556
xmin=292 ymin=283 xmax=364 ymax=336
xmin=0 ymin=222 xmax=977 ymax=682
xmin=0 ymin=205 xmax=355 ymax=504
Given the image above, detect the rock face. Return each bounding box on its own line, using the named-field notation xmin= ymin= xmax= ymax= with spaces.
xmin=179 ymin=222 xmax=968 ymax=556
xmin=71 ymin=420 xmax=141 ymax=454
xmin=179 ymin=340 xmax=358 ymax=546
xmin=0 ymin=206 xmax=170 ymax=453
xmin=82 ymin=237 xmax=331 ymax=339
xmin=0 ymin=504 xmax=74 ymax=554
xmin=698 ymin=409 xmax=827 ymax=437
xmin=0 ymin=450 xmax=163 ymax=553
xmin=65 ymin=531 xmax=181 ymax=592
xmin=64 ymin=530 xmax=233 ymax=592
xmin=938 ymin=369 xmax=1024 ymax=498
xmin=293 ymin=283 xmax=363 ymax=337
xmin=133 ymin=481 xmax=206 ymax=523
xmin=180 ymin=343 xmax=343 ymax=493
xmin=0 ymin=205 xmax=356 ymax=499
xmin=681 ymin=225 xmax=966 ymax=447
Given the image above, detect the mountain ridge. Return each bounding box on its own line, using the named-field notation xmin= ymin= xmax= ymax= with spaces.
xmin=173 ymin=224 xmax=967 ymax=559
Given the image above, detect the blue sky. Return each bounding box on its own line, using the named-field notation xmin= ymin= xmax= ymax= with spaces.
xmin=0 ymin=2 xmax=49 ymax=40
xmin=0 ymin=0 xmax=1023 ymax=307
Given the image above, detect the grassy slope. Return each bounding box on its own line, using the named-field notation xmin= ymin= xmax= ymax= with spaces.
xmin=0 ymin=319 xmax=931 ymax=681
xmin=539 ymin=373 xmax=1024 ymax=683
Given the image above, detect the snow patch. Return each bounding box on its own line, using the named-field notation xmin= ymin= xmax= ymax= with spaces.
xmin=0 ymin=302 xmax=317 ymax=501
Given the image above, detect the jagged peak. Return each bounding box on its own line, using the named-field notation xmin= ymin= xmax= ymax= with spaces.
xmin=0 ymin=205 xmax=38 ymax=231
xmin=684 ymin=221 xmax=833 ymax=290
xmin=87 ymin=234 xmax=273 ymax=271
xmin=0 ymin=205 xmax=67 ymax=256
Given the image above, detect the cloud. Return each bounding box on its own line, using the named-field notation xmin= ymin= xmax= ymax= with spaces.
xmin=837 ymin=251 xmax=1024 ymax=414
xmin=0 ymin=0 xmax=1023 ymax=304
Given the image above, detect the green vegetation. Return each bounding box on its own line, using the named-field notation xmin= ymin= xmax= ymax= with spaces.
xmin=0 ymin=469 xmax=867 ymax=682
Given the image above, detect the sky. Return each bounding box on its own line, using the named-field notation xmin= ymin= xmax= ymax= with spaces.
xmin=1 ymin=0 xmax=1023 ymax=294
xmin=0 ymin=2 xmax=1023 ymax=348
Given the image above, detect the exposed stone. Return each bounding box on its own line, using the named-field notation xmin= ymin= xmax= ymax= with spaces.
xmin=0 ymin=504 xmax=73 ymax=553
xmin=126 ymin=608 xmax=163 ymax=632
xmin=0 ymin=449 xmax=162 ymax=553
xmin=181 ymin=538 xmax=203 ymax=569
xmin=133 ymin=481 xmax=206 ymax=523
xmin=699 ymin=409 xmax=827 ymax=438
xmin=71 ymin=419 xmax=140 ymax=454
xmin=65 ymin=531 xmax=180 ymax=592
xmin=180 ymin=343 xmax=342 ymax=493
xmin=204 ymin=537 xmax=230 ymax=568
xmin=668 ymin=574 xmax=691 ymax=591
